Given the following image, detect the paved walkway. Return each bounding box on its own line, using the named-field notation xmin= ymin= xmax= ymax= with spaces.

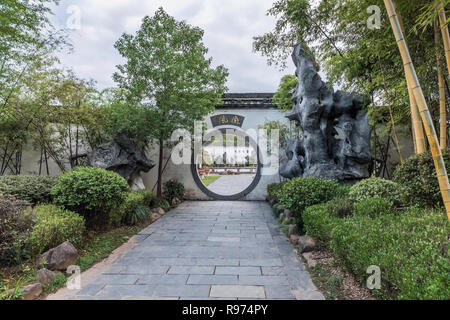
xmin=48 ymin=201 xmax=323 ymax=300
xmin=207 ymin=175 xmax=255 ymax=195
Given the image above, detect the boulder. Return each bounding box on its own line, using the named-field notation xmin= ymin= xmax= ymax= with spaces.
xmin=171 ymin=198 xmax=180 ymax=206
xmin=153 ymin=207 xmax=166 ymax=215
xmin=297 ymin=235 xmax=317 ymax=253
xmin=287 ymin=224 xmax=298 ymax=236
xmin=302 ymin=252 xmax=317 ymax=267
xmin=151 ymin=213 xmax=161 ymax=222
xmin=290 ymin=234 xmax=301 ymax=245
xmin=36 ymin=268 xmax=62 ymax=286
xmin=284 ymin=209 xmax=292 ymax=219
xmin=284 ymin=217 xmax=296 ymax=225
xmin=20 ymin=283 xmax=42 ymax=300
xmin=87 ymin=132 xmax=155 ymax=184
xmin=41 ymin=241 xmax=78 ymax=271
xmin=130 ymin=173 xmax=146 ymax=191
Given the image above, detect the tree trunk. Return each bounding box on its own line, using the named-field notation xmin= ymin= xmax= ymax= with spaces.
xmin=435 ymin=19 xmax=447 ymax=150
xmin=157 ymin=138 xmax=164 ymax=197
xmin=394 ymin=1 xmax=426 ymax=154
xmin=385 ymin=0 xmax=450 ymax=219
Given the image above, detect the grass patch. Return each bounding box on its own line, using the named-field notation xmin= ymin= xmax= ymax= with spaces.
xmin=0 ymin=220 xmax=150 ymax=300
xmin=77 ymin=225 xmax=141 ymax=271
xmin=304 ymin=250 xmax=375 ymax=300
xmin=201 ymin=175 xmax=221 ymax=186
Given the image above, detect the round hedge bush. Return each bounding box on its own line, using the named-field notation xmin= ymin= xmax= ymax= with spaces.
xmin=28 ymin=204 xmax=85 ymax=255
xmin=51 ymin=167 xmax=129 ymax=229
xmin=353 ymin=197 xmax=394 ymax=218
xmin=278 ymin=177 xmax=340 ymax=218
xmin=162 ymin=179 xmax=185 ymax=204
xmin=348 ymin=177 xmax=405 ymax=206
xmin=393 ymin=149 xmax=450 ymax=208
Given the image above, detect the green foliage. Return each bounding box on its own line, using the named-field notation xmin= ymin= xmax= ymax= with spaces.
xmin=353 ymin=197 xmax=394 ymax=218
xmin=278 ymin=177 xmax=340 ymax=218
xmin=51 ymin=167 xmax=129 ymax=229
xmin=335 ymin=185 xmax=351 ymax=199
xmin=348 ymin=177 xmax=405 ymax=206
xmin=152 ymin=198 xmax=170 ymax=211
xmin=0 ymin=197 xmax=34 ymax=266
xmin=28 ymin=205 xmax=85 ymax=255
xmin=113 ymin=190 xmax=155 ymax=226
xmin=393 ymin=149 xmax=450 ymax=208
xmin=253 ymin=0 xmax=442 ymax=130
xmin=258 ymin=120 xmax=301 ymax=150
xmin=125 ymin=205 xmax=151 ymax=226
xmin=330 ymin=208 xmax=450 ymax=300
xmin=113 ymin=7 xmax=228 ymax=196
xmin=267 ymin=182 xmax=286 ymax=202
xmin=302 ymin=201 xmax=344 ymax=247
xmin=163 ymin=179 xmax=185 ymax=204
xmin=272 ymin=75 xmax=299 ymax=111
xmin=102 ymin=102 xmax=155 ymax=148
xmin=113 ymin=8 xmax=228 ymax=142
xmin=323 ymin=196 xmax=354 ymax=218
xmin=0 ymin=175 xmax=58 ymax=204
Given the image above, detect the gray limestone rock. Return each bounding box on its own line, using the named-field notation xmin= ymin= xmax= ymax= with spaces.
xmin=280 ymin=44 xmax=371 ymax=182
xmin=87 ymin=132 xmax=154 ymax=184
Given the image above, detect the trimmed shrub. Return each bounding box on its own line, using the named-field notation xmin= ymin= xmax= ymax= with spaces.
xmin=353 ymin=197 xmax=394 ymax=218
xmin=278 ymin=177 xmax=340 ymax=218
xmin=336 ymin=185 xmax=351 ymax=199
xmin=393 ymin=149 xmax=450 ymax=208
xmin=163 ymin=179 xmax=185 ymax=204
xmin=267 ymin=182 xmax=285 ymax=202
xmin=112 ymin=190 xmax=155 ymax=226
xmin=0 ymin=197 xmax=34 ymax=266
xmin=152 ymin=197 xmax=170 ymax=211
xmin=51 ymin=167 xmax=129 ymax=229
xmin=28 ymin=205 xmax=85 ymax=255
xmin=330 ymin=208 xmax=450 ymax=300
xmin=302 ymin=200 xmax=346 ymax=247
xmin=0 ymin=175 xmax=58 ymax=204
xmin=348 ymin=177 xmax=405 ymax=206
xmin=324 ymin=196 xmax=354 ymax=218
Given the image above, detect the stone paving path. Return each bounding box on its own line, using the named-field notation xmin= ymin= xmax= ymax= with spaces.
xmin=48 ymin=201 xmax=323 ymax=300
xmin=207 ymin=175 xmax=255 ymax=195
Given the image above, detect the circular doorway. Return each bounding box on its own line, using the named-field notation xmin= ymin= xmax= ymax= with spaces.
xmin=191 ymin=128 xmax=262 ymax=200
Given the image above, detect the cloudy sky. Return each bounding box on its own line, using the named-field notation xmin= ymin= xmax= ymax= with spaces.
xmin=48 ymin=0 xmax=295 ymax=93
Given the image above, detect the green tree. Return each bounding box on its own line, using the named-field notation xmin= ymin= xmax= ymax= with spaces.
xmin=0 ymin=0 xmax=67 ymax=110
xmin=253 ymin=0 xmax=444 ymax=141
xmin=113 ymin=8 xmax=228 ymax=196
xmin=272 ymin=75 xmax=298 ymax=111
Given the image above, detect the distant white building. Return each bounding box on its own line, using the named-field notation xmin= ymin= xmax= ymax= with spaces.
xmin=203 ymin=144 xmax=257 ymax=166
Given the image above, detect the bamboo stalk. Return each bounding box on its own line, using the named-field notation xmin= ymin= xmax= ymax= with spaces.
xmin=438 ymin=2 xmax=449 ymax=149
xmin=435 ymin=19 xmax=447 ymax=150
xmin=385 ymin=0 xmax=450 ymax=219
xmin=394 ymin=1 xmax=426 ymax=153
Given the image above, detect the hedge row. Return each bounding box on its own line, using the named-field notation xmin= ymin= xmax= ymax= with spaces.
xmin=268 ymin=174 xmax=450 ymax=300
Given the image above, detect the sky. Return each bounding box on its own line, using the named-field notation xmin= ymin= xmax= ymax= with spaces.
xmin=48 ymin=0 xmax=296 ymax=93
